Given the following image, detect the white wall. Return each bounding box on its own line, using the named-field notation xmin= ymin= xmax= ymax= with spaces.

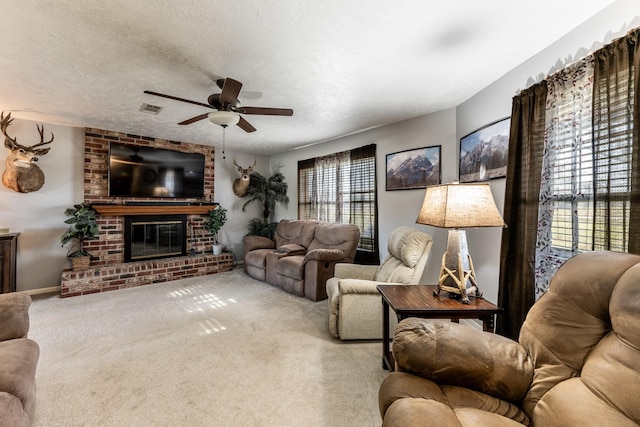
xmin=455 ymin=0 xmax=640 ymax=303
xmin=0 ymin=118 xmax=85 ymax=292
xmin=212 ymin=149 xmax=270 ymax=259
xmin=270 ymin=0 xmax=640 ymax=304
xmin=4 ymin=0 xmax=639 ymax=294
xmin=270 ymin=108 xmax=457 ymax=287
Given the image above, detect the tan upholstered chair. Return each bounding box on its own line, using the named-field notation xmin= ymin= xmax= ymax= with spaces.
xmin=326 ymin=226 xmax=433 ymax=340
xmin=379 ymin=251 xmax=640 ymax=426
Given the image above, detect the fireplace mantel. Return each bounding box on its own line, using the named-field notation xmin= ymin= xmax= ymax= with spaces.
xmin=92 ymin=204 xmax=215 ymax=216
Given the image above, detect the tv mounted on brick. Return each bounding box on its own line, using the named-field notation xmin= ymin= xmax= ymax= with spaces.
xmin=108 ymin=142 xmax=205 ymax=198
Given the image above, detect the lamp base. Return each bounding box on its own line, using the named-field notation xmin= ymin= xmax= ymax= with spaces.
xmin=433 ymin=229 xmax=483 ymax=304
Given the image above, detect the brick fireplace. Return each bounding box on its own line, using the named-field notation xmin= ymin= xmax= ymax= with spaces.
xmin=60 ymin=129 xmax=234 ymax=297
xmin=124 ymin=214 xmax=187 ymax=262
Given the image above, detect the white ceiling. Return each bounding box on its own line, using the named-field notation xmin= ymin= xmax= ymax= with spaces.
xmin=0 ymin=1 xmax=615 ymax=156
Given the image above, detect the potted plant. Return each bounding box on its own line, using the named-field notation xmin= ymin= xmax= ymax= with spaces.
xmin=204 ymin=205 xmax=227 ymax=255
xmin=60 ymin=203 xmax=100 ymax=271
xmin=241 ymin=167 xmax=289 ymax=238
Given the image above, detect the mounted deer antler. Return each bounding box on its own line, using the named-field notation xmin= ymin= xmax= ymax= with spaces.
xmin=232 ymin=159 xmax=256 ymax=197
xmin=1 ymin=111 xmax=54 ymax=193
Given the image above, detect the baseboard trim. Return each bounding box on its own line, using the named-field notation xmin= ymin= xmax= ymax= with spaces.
xmin=24 ymin=286 xmax=60 ymax=296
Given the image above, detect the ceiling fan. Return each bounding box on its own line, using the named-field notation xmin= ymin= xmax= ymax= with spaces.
xmin=144 ymin=77 xmax=293 ymax=133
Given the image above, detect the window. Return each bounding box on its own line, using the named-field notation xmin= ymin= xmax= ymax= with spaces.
xmin=535 ymin=58 xmax=596 ymax=294
xmin=298 ymin=144 xmax=379 ymax=264
xmin=535 ymin=40 xmax=638 ymax=298
xmin=498 ymin=27 xmax=640 ymax=339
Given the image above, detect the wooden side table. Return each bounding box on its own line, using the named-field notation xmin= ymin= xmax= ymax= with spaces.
xmin=377 ymin=284 xmax=502 ymax=371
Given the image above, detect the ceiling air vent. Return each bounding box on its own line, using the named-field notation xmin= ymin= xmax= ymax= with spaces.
xmin=139 ymin=103 xmax=163 ymax=115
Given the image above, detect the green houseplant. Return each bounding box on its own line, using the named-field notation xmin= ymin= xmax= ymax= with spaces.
xmin=241 ymin=168 xmax=289 ymax=239
xmin=60 ymin=203 xmax=100 ymax=270
xmin=204 ymin=205 xmax=228 ymax=255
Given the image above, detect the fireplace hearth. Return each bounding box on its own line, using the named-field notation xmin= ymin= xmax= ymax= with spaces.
xmin=124 ymin=215 xmax=187 ymax=262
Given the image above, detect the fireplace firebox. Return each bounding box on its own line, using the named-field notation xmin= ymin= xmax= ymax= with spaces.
xmin=124 ymin=215 xmax=187 ymax=262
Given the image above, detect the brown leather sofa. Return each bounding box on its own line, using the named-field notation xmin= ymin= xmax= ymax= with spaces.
xmin=0 ymin=292 xmax=39 ymax=427
xmin=243 ymin=219 xmax=360 ymax=301
xmin=379 ymin=251 xmax=640 ymax=426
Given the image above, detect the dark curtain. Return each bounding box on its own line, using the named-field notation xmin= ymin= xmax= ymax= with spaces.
xmin=592 ymin=29 xmax=640 ymax=254
xmin=498 ymin=28 xmax=640 ymax=339
xmin=497 ymin=82 xmax=547 ymax=339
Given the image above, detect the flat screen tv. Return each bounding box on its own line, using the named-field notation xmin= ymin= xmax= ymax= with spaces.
xmin=108 ymin=142 xmax=206 ymax=198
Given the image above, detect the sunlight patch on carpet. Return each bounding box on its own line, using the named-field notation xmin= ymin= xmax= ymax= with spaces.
xmin=198 ymin=318 xmax=227 ymax=335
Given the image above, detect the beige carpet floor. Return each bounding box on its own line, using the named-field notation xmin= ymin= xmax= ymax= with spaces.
xmin=27 ymin=267 xmax=387 ymax=427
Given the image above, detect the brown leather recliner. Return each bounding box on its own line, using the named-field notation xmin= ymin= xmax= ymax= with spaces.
xmin=379 ymin=251 xmax=640 ymax=426
xmin=243 ymin=219 xmax=360 ymax=301
xmin=0 ymin=292 xmax=39 ymax=427
xmin=243 ymin=219 xmax=319 ymax=282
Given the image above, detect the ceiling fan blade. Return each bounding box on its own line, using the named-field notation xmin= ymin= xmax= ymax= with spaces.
xmin=144 ymin=90 xmax=213 ymax=109
xmin=178 ymin=113 xmax=209 ymax=125
xmin=238 ymin=106 xmax=294 ymax=116
xmin=237 ymin=116 xmax=257 ymax=133
xmin=219 ymin=78 xmax=243 ymax=105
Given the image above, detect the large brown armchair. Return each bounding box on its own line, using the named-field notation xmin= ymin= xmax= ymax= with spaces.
xmin=0 ymin=292 xmax=39 ymax=427
xmin=379 ymin=251 xmax=640 ymax=426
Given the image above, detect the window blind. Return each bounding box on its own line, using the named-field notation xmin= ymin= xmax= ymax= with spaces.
xmin=535 ymin=32 xmax=639 ymax=298
xmin=297 ymin=144 xmax=379 ymax=263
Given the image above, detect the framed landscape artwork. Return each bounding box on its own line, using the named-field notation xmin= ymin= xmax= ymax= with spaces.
xmin=386 ymin=145 xmax=441 ymax=191
xmin=459 ymin=117 xmax=510 ymax=183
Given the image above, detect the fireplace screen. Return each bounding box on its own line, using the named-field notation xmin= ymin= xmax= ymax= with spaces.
xmin=124 ymin=215 xmax=187 ymax=262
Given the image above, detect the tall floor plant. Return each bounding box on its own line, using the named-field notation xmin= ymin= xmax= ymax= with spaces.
xmin=241 ymin=167 xmax=289 ymax=238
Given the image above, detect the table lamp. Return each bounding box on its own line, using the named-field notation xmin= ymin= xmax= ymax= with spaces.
xmin=416 ymin=181 xmax=506 ymax=304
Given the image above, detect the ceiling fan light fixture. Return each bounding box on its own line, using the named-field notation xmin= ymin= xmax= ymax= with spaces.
xmin=208 ymin=111 xmax=240 ymax=127
xmin=146 ymin=77 xmax=291 ymax=133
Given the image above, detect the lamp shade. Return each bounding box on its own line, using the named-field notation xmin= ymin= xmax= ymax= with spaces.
xmin=208 ymin=111 xmax=240 ymax=127
xmin=416 ymin=182 xmax=506 ymax=229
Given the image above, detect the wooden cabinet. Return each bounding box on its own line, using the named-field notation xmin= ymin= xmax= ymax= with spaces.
xmin=0 ymin=233 xmax=19 ymax=293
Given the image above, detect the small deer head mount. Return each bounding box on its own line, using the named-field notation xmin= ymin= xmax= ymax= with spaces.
xmin=1 ymin=111 xmax=54 ymax=193
xmin=232 ymin=159 xmax=256 ymax=197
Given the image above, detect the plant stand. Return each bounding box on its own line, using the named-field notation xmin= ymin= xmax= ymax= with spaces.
xmin=71 ymin=256 xmax=90 ymax=271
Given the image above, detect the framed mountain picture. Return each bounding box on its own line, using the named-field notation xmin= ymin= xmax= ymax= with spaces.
xmin=386 ymin=145 xmax=441 ymax=191
xmin=459 ymin=117 xmax=510 ymax=183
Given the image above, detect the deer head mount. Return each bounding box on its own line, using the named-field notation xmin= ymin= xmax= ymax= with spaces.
xmin=232 ymin=159 xmax=256 ymax=197
xmin=1 ymin=111 xmax=54 ymax=193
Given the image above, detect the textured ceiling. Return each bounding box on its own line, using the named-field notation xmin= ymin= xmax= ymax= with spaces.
xmin=0 ymin=1 xmax=615 ymax=155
